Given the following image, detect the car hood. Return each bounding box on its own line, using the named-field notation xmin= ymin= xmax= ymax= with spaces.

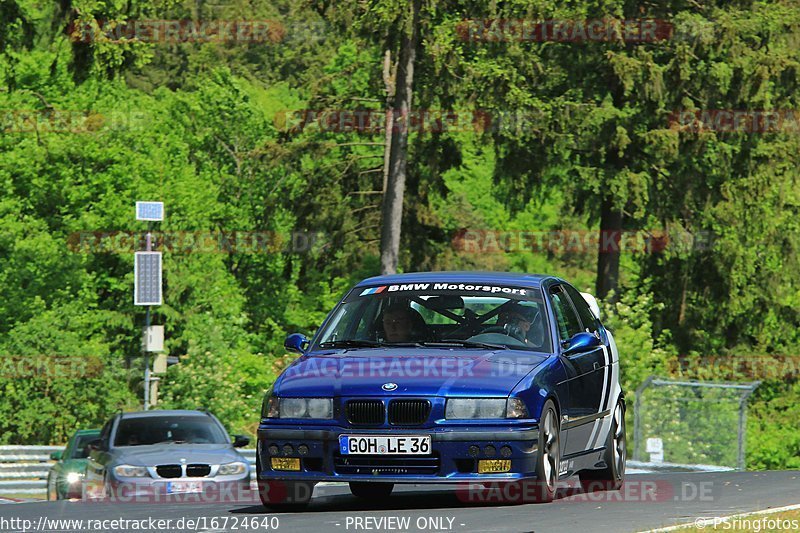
xmin=276 ymin=347 xmax=550 ymax=397
xmin=110 ymin=444 xmax=245 ymax=467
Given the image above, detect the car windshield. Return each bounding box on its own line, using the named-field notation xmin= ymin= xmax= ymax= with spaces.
xmin=113 ymin=415 xmax=229 ymax=446
xmin=69 ymin=434 xmax=99 ymax=459
xmin=315 ymin=282 xmax=552 ymax=352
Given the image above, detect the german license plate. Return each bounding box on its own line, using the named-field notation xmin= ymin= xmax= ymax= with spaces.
xmin=167 ymin=481 xmax=202 ymax=494
xmin=339 ymin=435 xmax=431 ymax=455
xmin=478 ymin=459 xmax=511 ymax=473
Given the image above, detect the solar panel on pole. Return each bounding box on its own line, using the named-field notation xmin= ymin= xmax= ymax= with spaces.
xmin=134 ymin=251 xmax=162 ymax=305
xmin=135 ymin=201 xmax=164 ymax=221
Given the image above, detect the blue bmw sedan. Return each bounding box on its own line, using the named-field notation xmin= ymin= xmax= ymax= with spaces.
xmin=257 ymin=272 xmax=625 ymax=507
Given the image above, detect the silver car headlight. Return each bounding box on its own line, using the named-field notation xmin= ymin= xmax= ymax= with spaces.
xmin=113 ymin=465 xmax=149 ymax=477
xmin=66 ymin=472 xmax=83 ymax=484
xmin=217 ymin=461 xmax=248 ymax=476
xmin=278 ymin=398 xmax=333 ymax=419
xmin=445 ymin=398 xmax=529 ymax=419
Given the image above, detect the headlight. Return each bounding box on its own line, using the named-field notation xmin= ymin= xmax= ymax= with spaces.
xmin=113 ymin=465 xmax=149 ymax=477
xmin=445 ymin=398 xmax=529 ymax=419
xmin=446 ymin=398 xmax=505 ymax=419
xmin=217 ymin=462 xmax=248 ymax=476
xmin=66 ymin=472 xmax=82 ymax=484
xmin=262 ymin=395 xmax=280 ymax=418
xmin=505 ymin=397 xmax=529 ymax=418
xmin=278 ymin=398 xmax=333 ymax=419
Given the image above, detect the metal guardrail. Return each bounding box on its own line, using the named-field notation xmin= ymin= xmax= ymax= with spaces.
xmin=0 ymin=446 xmax=61 ymax=495
xmin=0 ymin=446 xmax=257 ymax=496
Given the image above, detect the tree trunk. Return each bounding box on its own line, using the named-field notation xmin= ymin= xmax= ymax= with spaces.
xmin=379 ymin=0 xmax=420 ymax=275
xmin=596 ymin=195 xmax=623 ymax=301
xmin=381 ymin=49 xmax=395 ymax=194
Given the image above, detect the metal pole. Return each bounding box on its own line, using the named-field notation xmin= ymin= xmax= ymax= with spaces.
xmin=633 ymin=375 xmax=655 ymax=461
xmin=144 ymin=305 xmax=151 ymax=410
xmin=143 ymin=225 xmax=153 ymax=411
xmin=737 ymin=381 xmax=760 ymax=471
xmin=737 ymin=397 xmax=746 ymax=470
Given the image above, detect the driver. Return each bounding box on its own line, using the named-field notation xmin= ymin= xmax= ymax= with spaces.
xmin=381 ymin=304 xmax=427 ymax=342
xmin=496 ymin=303 xmax=539 ymax=345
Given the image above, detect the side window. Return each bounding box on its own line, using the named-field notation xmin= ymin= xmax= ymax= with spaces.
xmin=548 ymin=286 xmax=583 ymax=341
xmin=99 ymin=418 xmax=113 ymax=447
xmin=563 ymin=284 xmax=599 ymax=333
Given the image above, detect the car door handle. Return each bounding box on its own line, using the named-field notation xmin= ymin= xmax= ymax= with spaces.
xmin=593 ymin=361 xmax=601 ymax=370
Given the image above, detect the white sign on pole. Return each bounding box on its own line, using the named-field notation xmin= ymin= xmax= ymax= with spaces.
xmin=646 ymin=437 xmax=664 ymax=463
xmin=649 ymin=451 xmax=664 ymax=463
xmin=143 ymin=325 xmax=164 ymax=352
xmin=136 ymin=201 xmax=164 ymax=221
xmin=646 ymin=437 xmax=664 ymax=453
xmin=134 ymin=251 xmax=162 ymax=305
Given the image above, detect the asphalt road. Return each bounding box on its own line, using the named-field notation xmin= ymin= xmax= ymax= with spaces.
xmin=2 ymin=471 xmax=799 ymax=533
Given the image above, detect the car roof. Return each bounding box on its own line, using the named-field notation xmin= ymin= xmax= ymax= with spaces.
xmin=118 ymin=409 xmax=211 ymax=419
xmin=357 ymin=271 xmax=552 ymax=289
xmin=73 ymin=429 xmax=101 ymax=436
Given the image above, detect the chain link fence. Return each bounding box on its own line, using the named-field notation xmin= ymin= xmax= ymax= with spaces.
xmin=632 ymin=376 xmax=760 ymax=470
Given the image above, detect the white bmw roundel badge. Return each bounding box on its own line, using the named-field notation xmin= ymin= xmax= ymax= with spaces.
xmin=382 ymin=382 xmax=398 ymax=391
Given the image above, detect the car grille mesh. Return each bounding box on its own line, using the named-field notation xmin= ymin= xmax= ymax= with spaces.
xmin=156 ymin=464 xmax=182 ymax=478
xmin=388 ymin=400 xmax=431 ymax=425
xmin=346 ymin=400 xmax=385 ymax=425
xmin=186 ymin=464 xmax=210 ymax=477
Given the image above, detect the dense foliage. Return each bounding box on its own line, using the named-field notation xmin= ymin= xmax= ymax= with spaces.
xmin=1 ymin=0 xmax=798 ymax=469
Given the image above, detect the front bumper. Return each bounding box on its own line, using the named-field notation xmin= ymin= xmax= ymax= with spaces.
xmin=257 ymin=425 xmax=540 ymax=484
xmin=86 ymin=475 xmax=252 ymax=502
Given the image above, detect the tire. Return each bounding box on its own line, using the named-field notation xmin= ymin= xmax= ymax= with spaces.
xmin=532 ymin=399 xmax=560 ymax=503
xmin=580 ymin=400 xmax=626 ymax=492
xmin=349 ymin=482 xmax=394 ymax=500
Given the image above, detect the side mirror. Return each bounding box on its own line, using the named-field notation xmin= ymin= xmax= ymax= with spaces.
xmin=284 ymin=333 xmax=309 ymax=354
xmin=561 ymin=332 xmax=600 ymax=356
xmin=50 ymin=451 xmax=63 ymax=461
xmin=232 ymin=435 xmax=250 ymax=448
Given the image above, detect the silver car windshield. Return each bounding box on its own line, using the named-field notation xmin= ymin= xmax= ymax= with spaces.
xmin=315 ymin=284 xmax=552 ymax=353
xmin=114 ymin=416 xmax=229 ymax=446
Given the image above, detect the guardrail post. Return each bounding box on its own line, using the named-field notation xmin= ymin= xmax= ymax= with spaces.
xmin=633 ymin=375 xmax=655 ymax=462
xmin=737 ymin=381 xmax=760 ymax=471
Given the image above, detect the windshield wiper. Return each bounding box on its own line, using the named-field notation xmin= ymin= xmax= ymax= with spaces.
xmin=422 ymin=339 xmax=509 ymax=350
xmin=318 ymin=339 xmax=384 ymax=349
